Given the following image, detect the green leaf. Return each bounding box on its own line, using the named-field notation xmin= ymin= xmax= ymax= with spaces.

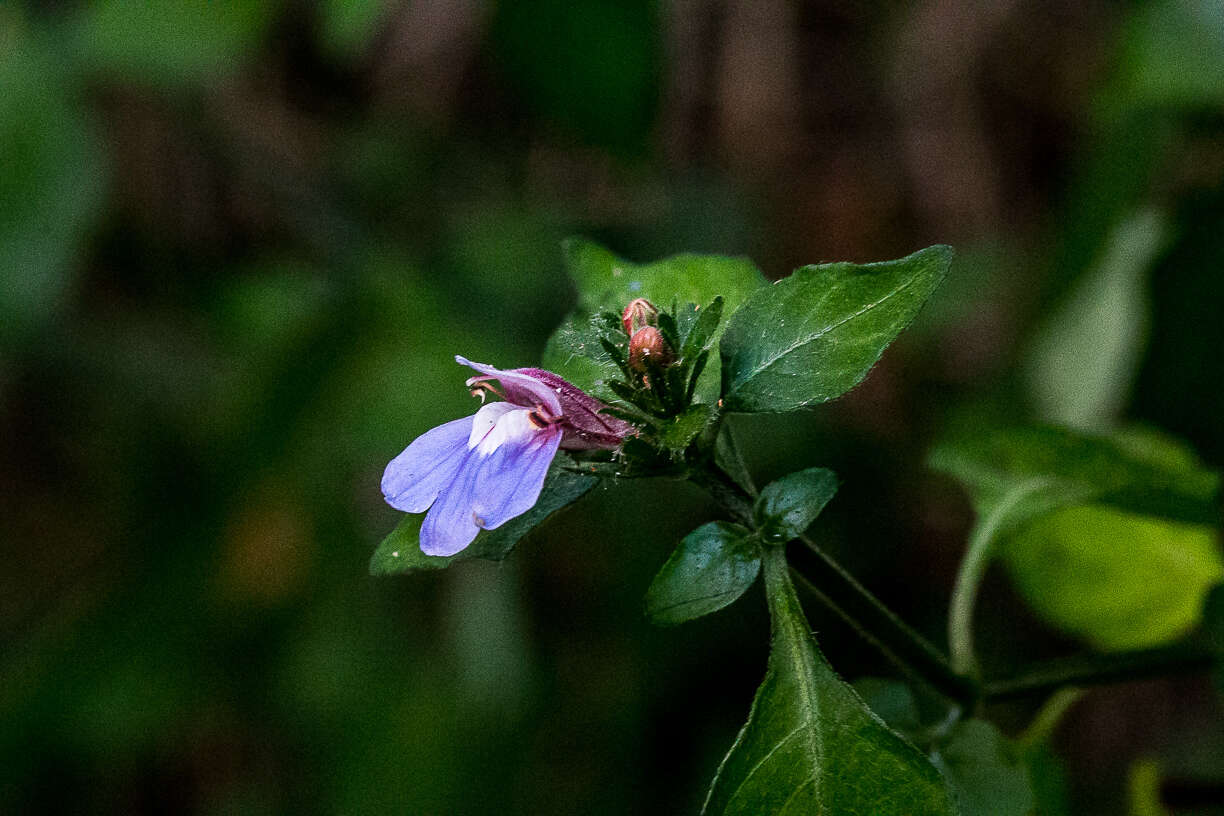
xmin=935 ymin=719 xmax=1034 ymax=816
xmin=703 ymin=547 xmax=955 ymax=815
xmin=679 ymin=297 xmax=725 ymax=361
xmin=1113 ymin=0 xmax=1224 ymax=111
xmin=930 ymin=424 xmax=1221 ymax=526
xmin=1022 ymin=209 xmax=1162 ymax=431
xmin=754 ymin=468 xmax=839 ymax=542
xmin=370 ymin=463 xmax=598 ymax=574
xmin=539 ymin=312 xmax=626 ymax=398
xmin=564 ymin=238 xmax=766 ymax=316
xmin=1004 ymin=505 xmax=1224 ymax=650
xmin=852 ymin=678 xmax=922 ymax=737
xmin=719 ymin=245 xmax=952 ymax=412
xmin=645 ymin=522 xmax=759 ymax=626
xmin=549 ymin=241 xmax=762 ymax=405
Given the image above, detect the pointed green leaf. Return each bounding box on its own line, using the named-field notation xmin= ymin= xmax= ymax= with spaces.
xmin=754 ymin=468 xmax=839 ymax=543
xmin=370 ymin=463 xmax=598 ymax=574
xmin=719 ymin=245 xmax=952 ymax=413
xmin=680 ymin=297 xmax=725 ymax=361
xmin=1005 ymin=505 xmax=1224 ymax=650
xmin=646 ymin=522 xmax=759 ymax=626
xmin=703 ymin=548 xmax=955 ymax=815
xmin=935 ymin=720 xmax=1034 ymax=816
xmin=564 ymin=238 xmax=766 ymax=316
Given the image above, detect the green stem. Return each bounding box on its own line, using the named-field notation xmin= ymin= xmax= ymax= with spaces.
xmin=947 ymin=478 xmax=1051 ymax=678
xmin=1017 ymin=688 xmax=1084 ymax=752
xmin=983 ymin=642 xmax=1215 ymax=701
xmin=696 ymin=433 xmax=975 ymax=704
xmin=788 ymin=537 xmax=977 ymax=706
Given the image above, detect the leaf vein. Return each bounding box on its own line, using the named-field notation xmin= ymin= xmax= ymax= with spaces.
xmin=734 ymin=271 xmax=922 ymax=389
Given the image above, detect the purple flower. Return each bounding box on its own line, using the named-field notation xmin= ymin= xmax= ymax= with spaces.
xmin=382 ymin=356 xmax=633 ymax=556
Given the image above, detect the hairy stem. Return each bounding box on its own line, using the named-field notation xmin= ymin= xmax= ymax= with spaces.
xmin=693 ymin=455 xmax=976 ymax=705
xmin=788 ymin=537 xmax=977 ymax=706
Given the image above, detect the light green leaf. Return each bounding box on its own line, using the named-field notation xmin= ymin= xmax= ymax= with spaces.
xmin=703 ymin=547 xmax=955 ymax=815
xmin=719 ymin=245 xmax=952 ymax=413
xmin=564 ymin=238 xmax=766 ymax=316
xmin=645 ymin=522 xmax=759 ymax=626
xmin=935 ymin=720 xmax=1034 ymax=816
xmin=1023 ymin=209 xmax=1162 ymax=432
xmin=1005 ymin=505 xmax=1224 ymax=650
xmin=370 ymin=463 xmax=598 ymax=574
xmin=754 ymin=468 xmax=838 ymax=543
xmin=930 ymin=425 xmax=1221 ymax=526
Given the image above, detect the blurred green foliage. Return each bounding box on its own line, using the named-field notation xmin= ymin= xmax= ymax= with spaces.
xmin=1 ymin=1 xmax=1222 ymax=814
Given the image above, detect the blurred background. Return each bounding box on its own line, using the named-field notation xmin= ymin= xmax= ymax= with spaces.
xmin=2 ymin=1 xmax=1223 ymax=813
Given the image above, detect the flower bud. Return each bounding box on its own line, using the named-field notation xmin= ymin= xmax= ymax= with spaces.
xmin=628 ymin=326 xmax=674 ymax=372
xmin=621 ymin=298 xmax=659 ymax=336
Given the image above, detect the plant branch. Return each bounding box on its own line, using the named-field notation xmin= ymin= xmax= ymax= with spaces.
xmin=947 ymin=478 xmax=1051 ymax=678
xmin=787 ymin=536 xmax=977 ymax=706
xmin=983 ymin=642 xmax=1216 ymax=701
xmin=692 ymin=454 xmax=976 ymax=705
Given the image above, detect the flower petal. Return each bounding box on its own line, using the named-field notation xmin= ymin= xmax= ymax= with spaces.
xmin=515 ymin=367 xmax=634 ymax=450
xmin=419 ymin=450 xmax=483 ymax=556
xmin=468 ymin=402 xmax=520 ymax=450
xmin=418 ymin=411 xmax=563 ymax=556
xmin=472 ymin=425 xmax=563 ymax=529
xmin=456 ymin=356 xmax=562 ymax=416
xmin=381 ymin=416 xmax=473 ymax=513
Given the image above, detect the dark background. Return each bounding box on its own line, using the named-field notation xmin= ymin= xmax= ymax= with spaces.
xmin=2 ymin=1 xmax=1223 ymax=813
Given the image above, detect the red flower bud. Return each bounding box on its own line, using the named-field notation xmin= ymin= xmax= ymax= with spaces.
xmin=621 ymin=298 xmax=659 ymax=336
xmin=628 ymin=326 xmax=674 ymax=372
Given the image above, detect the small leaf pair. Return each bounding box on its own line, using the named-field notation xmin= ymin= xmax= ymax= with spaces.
xmin=645 ymin=468 xmax=838 ymax=626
